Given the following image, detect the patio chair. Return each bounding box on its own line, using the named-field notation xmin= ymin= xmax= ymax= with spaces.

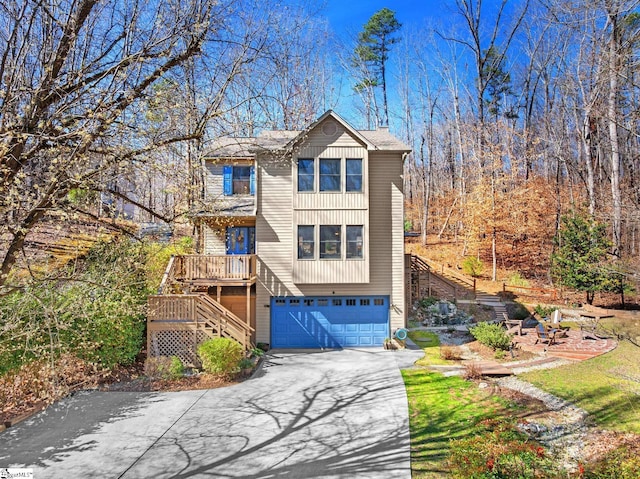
xmin=534 ymin=323 xmax=560 ymax=350
xmin=502 ymin=312 xmax=523 ymax=336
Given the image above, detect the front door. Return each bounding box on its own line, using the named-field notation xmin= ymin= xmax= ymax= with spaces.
xmin=226 ymin=226 xmax=255 ymax=255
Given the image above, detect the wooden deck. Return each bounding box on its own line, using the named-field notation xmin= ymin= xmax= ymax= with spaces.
xmin=159 ymin=254 xmax=257 ymax=293
xmin=149 ymin=254 xmax=257 ymax=362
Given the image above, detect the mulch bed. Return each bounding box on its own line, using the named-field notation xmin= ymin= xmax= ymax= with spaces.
xmin=467 ymin=339 xmax=538 ymax=362
xmin=1 ymin=356 xmax=243 ymax=430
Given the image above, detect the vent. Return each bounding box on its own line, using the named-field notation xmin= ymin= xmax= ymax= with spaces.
xmin=322 ymin=121 xmax=338 ymax=136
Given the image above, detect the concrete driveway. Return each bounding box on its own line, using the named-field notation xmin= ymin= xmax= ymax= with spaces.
xmin=0 ymin=348 xmax=422 ymax=478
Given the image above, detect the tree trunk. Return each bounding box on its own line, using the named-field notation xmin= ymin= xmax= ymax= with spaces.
xmin=607 ymin=9 xmax=622 ymax=256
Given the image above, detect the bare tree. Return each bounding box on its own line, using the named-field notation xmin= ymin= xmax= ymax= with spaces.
xmin=0 ymin=0 xmax=264 ymax=290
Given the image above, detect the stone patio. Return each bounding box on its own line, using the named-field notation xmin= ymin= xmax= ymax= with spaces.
xmin=512 ymin=327 xmax=617 ymax=361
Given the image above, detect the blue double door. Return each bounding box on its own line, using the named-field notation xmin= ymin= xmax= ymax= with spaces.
xmin=226 ymin=226 xmax=255 ymax=255
xmin=271 ymin=296 xmax=389 ymax=348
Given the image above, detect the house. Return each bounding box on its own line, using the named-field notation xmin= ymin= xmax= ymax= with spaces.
xmin=147 ymin=111 xmax=410 ymax=360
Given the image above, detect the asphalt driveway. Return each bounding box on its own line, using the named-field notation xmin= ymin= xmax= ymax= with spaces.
xmin=0 ymin=348 xmax=422 ymax=478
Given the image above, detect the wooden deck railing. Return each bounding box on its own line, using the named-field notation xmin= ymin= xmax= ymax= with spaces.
xmin=502 ymin=283 xmax=559 ymax=300
xmin=158 ymin=254 xmax=257 ymax=293
xmin=148 ymin=294 xmax=254 ymax=351
xmin=421 ymin=257 xmax=476 ymax=293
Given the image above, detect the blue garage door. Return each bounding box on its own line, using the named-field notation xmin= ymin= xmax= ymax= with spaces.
xmin=271 ymin=296 xmax=389 ymax=348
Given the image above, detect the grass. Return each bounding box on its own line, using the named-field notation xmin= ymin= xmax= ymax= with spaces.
xmin=408 ymin=330 xmax=452 ymax=366
xmin=520 ymin=339 xmax=640 ymax=433
xmin=402 ymin=369 xmax=517 ymax=478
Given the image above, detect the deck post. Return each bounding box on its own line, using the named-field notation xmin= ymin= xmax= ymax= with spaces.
xmin=246 ymin=284 xmax=251 ymax=328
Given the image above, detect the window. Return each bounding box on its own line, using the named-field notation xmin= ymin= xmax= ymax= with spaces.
xmin=304 ymin=298 xmax=314 ymax=306
xmin=275 ymin=299 xmax=286 ymax=306
xmin=346 ymin=225 xmax=363 ymax=259
xmin=346 ymin=159 xmax=362 ymax=192
xmin=298 ymin=158 xmax=314 ymax=192
xmin=297 ymin=225 xmax=314 ymax=259
xmin=346 ymin=299 xmax=356 ymax=306
xmin=320 ymin=225 xmax=341 ymax=259
xmin=223 ymin=165 xmax=254 ymax=196
xmin=318 ymin=299 xmax=328 ymax=306
xmin=360 ymin=299 xmax=370 ymax=306
xmin=319 ymin=159 xmax=341 ymax=192
xmin=374 ymin=298 xmax=384 ymax=306
xmin=289 ymin=299 xmax=300 ymax=306
xmin=332 ymin=299 xmax=342 ymax=306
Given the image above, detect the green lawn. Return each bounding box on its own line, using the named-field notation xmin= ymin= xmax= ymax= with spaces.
xmin=404 ymin=330 xmax=519 ymax=477
xmin=408 ymin=330 xmax=452 ymax=366
xmin=402 ymin=369 xmax=517 ymax=478
xmin=520 ymin=339 xmax=640 ymax=433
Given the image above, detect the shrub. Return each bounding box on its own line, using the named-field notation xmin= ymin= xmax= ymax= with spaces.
xmin=419 ymin=296 xmax=439 ymax=308
xmin=585 ymin=445 xmax=640 ymax=479
xmin=449 ymin=422 xmax=560 ymax=478
xmin=462 ymin=256 xmax=483 ymax=277
xmin=494 ymin=349 xmax=506 ymax=360
xmin=507 ymin=272 xmax=530 ymax=288
xmin=533 ymin=304 xmax=557 ymax=318
xmin=470 ymin=323 xmax=512 ymax=351
xmin=463 ymin=362 xmax=483 ymax=380
xmin=440 ymin=345 xmax=463 ymax=360
xmin=197 ymin=337 xmax=244 ymax=376
xmin=144 ymin=356 xmax=184 ymax=380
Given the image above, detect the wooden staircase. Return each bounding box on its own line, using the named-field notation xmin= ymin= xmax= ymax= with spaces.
xmin=408 ymin=254 xmax=509 ymax=322
xmin=147 ymin=255 xmax=257 ymax=363
xmin=408 ymin=254 xmax=476 ymax=303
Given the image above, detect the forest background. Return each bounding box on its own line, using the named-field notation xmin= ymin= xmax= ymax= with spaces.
xmin=2 ymin=0 xmax=640 ymax=298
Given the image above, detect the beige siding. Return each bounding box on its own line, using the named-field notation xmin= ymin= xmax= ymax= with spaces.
xmin=204 ymin=159 xmax=253 ymax=199
xmin=203 ymin=224 xmax=226 ymax=255
xmin=256 ymin=157 xmax=293 ymax=343
xmin=293 ymin=145 xmax=368 ymax=210
xmin=369 ymin=151 xmax=405 ymax=331
xmin=304 ymin=118 xmax=367 ymax=148
xmin=205 ymin=162 xmax=224 ymax=199
xmin=292 ymin=209 xmax=369 ymax=284
xmin=256 ymin=144 xmax=406 ymax=343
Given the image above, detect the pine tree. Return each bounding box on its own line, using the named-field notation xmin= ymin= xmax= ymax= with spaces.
xmin=353 ymin=8 xmax=401 ymax=127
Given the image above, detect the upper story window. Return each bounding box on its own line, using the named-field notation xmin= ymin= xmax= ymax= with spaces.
xmin=297 ymin=159 xmax=314 ymax=192
xmin=297 ymin=157 xmax=363 ymax=193
xmin=319 ymin=159 xmax=341 ymax=192
xmin=223 ymin=165 xmax=255 ymax=196
xmin=346 ymin=159 xmax=362 ymax=192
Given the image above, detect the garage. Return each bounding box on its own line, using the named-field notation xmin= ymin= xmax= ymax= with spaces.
xmin=270 ymin=296 xmax=389 ymax=348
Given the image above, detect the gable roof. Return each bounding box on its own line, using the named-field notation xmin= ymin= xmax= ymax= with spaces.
xmin=205 ymin=111 xmax=411 ymax=158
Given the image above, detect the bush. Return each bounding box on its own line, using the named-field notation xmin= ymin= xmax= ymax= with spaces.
xmin=419 ymin=296 xmax=439 ymax=308
xmin=144 ymin=356 xmax=184 ymax=380
xmin=585 ymin=445 xmax=640 ymax=478
xmin=470 ymin=323 xmax=512 ymax=351
xmin=449 ymin=421 xmax=560 ymax=478
xmin=463 ymin=362 xmax=483 ymax=380
xmin=507 ymin=272 xmax=530 ymax=288
xmin=0 ymin=238 xmax=149 ymax=373
xmin=533 ymin=304 xmax=557 ymax=318
xmin=197 ymin=337 xmax=244 ymax=376
xmin=462 ymin=256 xmax=483 ymax=277
xmin=440 ymin=345 xmax=463 ymax=360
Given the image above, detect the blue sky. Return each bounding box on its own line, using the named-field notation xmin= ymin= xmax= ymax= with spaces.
xmin=322 ymin=0 xmax=449 ymax=37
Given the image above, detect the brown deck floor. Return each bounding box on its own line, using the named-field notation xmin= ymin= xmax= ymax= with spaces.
xmin=512 ymin=327 xmax=617 ymax=361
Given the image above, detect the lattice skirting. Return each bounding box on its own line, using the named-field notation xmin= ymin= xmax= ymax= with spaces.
xmin=149 ymin=329 xmax=209 ymax=367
